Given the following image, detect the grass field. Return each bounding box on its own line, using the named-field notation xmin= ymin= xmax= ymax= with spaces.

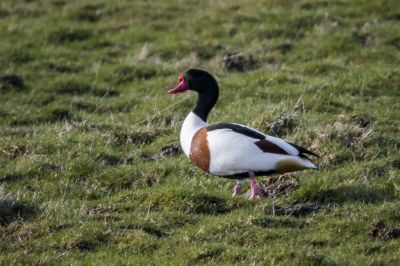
xmin=1 ymin=0 xmax=400 ymax=264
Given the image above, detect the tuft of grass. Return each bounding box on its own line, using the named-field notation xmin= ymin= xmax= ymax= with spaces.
xmin=48 ymin=28 xmax=92 ymax=44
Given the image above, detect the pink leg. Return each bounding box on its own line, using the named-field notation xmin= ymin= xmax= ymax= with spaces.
xmin=248 ymin=170 xmax=265 ymax=200
xmin=232 ymin=179 xmax=244 ymax=197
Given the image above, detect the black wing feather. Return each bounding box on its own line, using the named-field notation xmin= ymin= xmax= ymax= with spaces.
xmin=286 ymin=141 xmax=319 ymax=158
xmin=207 ymin=123 xmax=319 ymax=158
xmin=207 ymin=123 xmax=265 ymax=139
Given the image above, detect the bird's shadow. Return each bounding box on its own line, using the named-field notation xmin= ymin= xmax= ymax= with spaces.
xmin=304 ymin=184 xmax=394 ymax=204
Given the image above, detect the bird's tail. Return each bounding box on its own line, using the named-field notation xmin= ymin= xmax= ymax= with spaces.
xmin=302 ymin=159 xmax=318 ymax=170
xmin=275 ymin=157 xmax=318 ymax=173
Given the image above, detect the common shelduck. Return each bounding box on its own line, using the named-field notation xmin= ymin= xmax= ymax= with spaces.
xmin=169 ymin=69 xmax=319 ymax=199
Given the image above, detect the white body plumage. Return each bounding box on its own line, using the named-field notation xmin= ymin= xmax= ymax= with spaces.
xmin=180 ymin=112 xmax=316 ymax=177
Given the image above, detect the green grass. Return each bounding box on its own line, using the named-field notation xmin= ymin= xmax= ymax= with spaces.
xmin=1 ymin=0 xmax=400 ymax=264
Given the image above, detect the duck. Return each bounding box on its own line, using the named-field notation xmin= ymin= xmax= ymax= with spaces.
xmin=168 ymin=68 xmax=319 ymax=200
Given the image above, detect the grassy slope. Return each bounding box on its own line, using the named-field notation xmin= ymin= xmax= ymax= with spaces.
xmin=0 ymin=0 xmax=399 ymax=264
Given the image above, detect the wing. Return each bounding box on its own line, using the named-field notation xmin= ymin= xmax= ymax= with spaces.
xmin=207 ymin=122 xmax=318 ymax=158
xmin=206 ymin=122 xmax=318 ymax=176
xmin=285 ymin=141 xmax=319 ymax=159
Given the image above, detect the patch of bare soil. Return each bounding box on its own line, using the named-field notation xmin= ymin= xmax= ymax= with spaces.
xmin=264 ymin=179 xmax=298 ymax=198
xmin=223 ymin=52 xmax=257 ymax=72
xmin=244 ymin=175 xmax=298 ymax=199
xmin=263 ymin=174 xmax=299 ymax=197
xmin=369 ymin=220 xmax=400 ymax=239
xmin=88 ymin=204 xmax=118 ymax=216
xmin=352 ymin=31 xmax=374 ymax=47
xmin=151 ymin=144 xmax=182 ymax=160
xmin=68 ymin=240 xmax=96 ymax=251
xmin=350 ymin=113 xmax=373 ymax=128
xmin=0 ymin=74 xmax=24 ymax=91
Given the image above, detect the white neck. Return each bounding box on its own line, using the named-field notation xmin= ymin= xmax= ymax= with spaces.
xmin=180 ymin=111 xmax=207 ymax=156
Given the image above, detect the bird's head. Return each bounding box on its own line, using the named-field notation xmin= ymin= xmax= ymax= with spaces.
xmin=168 ymin=68 xmax=218 ymax=95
